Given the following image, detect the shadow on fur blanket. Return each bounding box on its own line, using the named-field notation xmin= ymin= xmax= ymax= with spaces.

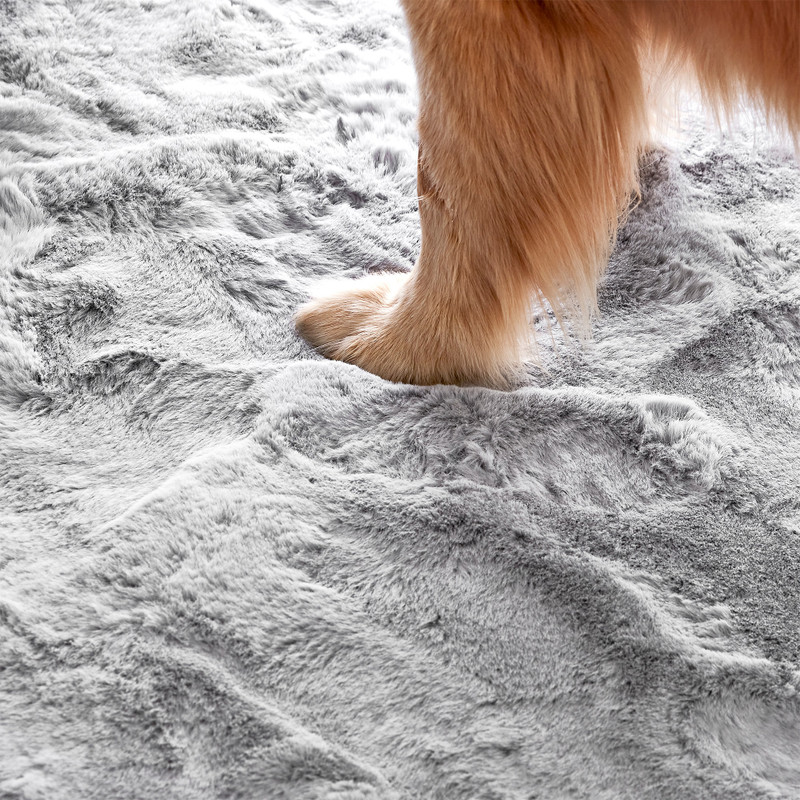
xmin=2 ymin=1 xmax=800 ymax=798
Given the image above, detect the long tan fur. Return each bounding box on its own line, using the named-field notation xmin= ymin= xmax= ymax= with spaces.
xmin=295 ymin=0 xmax=800 ymax=386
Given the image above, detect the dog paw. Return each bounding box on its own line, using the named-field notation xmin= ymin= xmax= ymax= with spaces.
xmin=295 ymin=273 xmax=510 ymax=386
xmin=295 ymin=272 xmax=421 ymax=382
xmin=295 ymin=271 xmax=404 ymax=354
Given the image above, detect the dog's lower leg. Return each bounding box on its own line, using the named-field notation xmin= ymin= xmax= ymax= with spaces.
xmin=296 ymin=1 xmax=649 ymax=385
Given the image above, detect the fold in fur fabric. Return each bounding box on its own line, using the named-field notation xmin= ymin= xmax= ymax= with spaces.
xmin=2 ymin=1 xmax=800 ymax=799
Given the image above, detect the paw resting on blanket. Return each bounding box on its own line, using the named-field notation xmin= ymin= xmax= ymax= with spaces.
xmin=295 ymin=272 xmax=514 ymax=387
xmin=295 ymin=273 xmax=408 ymax=380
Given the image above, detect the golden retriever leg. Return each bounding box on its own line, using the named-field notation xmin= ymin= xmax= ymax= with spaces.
xmin=297 ymin=1 xmax=650 ymax=385
xmin=640 ymin=0 xmax=800 ymax=131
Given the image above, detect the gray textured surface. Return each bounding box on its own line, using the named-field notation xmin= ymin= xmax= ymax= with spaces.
xmin=2 ymin=1 xmax=800 ymax=798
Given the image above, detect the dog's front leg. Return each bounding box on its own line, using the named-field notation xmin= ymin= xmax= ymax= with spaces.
xmin=296 ymin=0 xmax=648 ymax=386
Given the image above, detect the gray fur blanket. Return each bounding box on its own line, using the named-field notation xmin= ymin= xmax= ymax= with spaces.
xmin=2 ymin=1 xmax=800 ymax=798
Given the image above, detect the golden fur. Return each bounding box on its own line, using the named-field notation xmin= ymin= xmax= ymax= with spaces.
xmin=296 ymin=0 xmax=800 ymax=386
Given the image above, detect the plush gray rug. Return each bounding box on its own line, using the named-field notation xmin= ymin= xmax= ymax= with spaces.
xmin=2 ymin=1 xmax=800 ymax=798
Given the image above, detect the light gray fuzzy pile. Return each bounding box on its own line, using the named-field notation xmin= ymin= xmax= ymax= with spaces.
xmin=2 ymin=1 xmax=800 ymax=798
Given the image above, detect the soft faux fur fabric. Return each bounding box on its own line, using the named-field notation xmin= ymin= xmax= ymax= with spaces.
xmin=2 ymin=1 xmax=800 ymax=798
